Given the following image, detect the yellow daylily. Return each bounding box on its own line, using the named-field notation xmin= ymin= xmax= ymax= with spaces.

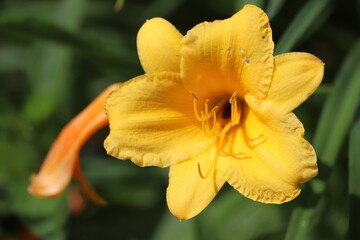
xmin=29 ymin=84 xmax=118 ymax=206
xmin=104 ymin=4 xmax=324 ymax=220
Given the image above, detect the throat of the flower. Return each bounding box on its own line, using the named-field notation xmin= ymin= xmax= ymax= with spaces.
xmin=192 ymin=91 xmax=242 ymax=139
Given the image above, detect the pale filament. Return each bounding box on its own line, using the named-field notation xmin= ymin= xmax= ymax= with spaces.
xmin=192 ymin=94 xmax=219 ymax=136
xmin=197 ymin=138 xmax=225 ymax=180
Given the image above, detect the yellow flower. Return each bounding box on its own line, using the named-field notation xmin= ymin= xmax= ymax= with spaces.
xmin=104 ymin=5 xmax=324 ymax=220
xmin=28 ymin=84 xmax=118 ymax=206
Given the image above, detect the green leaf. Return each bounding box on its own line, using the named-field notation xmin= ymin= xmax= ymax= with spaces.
xmin=285 ymin=40 xmax=360 ymax=240
xmin=235 ymin=0 xmax=265 ymax=10
xmin=349 ymin=119 xmax=360 ymax=238
xmin=22 ymin=0 xmax=87 ymax=123
xmin=114 ymin=0 xmax=125 ymax=12
xmin=275 ymin=0 xmax=333 ymax=54
xmin=284 ymin=202 xmax=323 ymax=240
xmin=265 ymin=0 xmax=286 ymax=19
xmin=140 ymin=0 xmax=185 ymax=19
xmin=349 ymin=119 xmax=360 ymax=196
xmin=313 ymin=40 xmax=360 ymax=167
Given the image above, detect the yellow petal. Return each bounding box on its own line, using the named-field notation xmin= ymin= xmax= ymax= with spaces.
xmin=29 ymin=84 xmax=117 ymax=205
xmin=104 ymin=73 xmax=214 ymax=167
xmin=166 ymin=148 xmax=225 ymax=220
xmin=267 ymin=52 xmax=324 ymax=111
xmin=217 ymin=96 xmax=317 ymax=203
xmin=137 ymin=17 xmax=182 ymax=73
xmin=181 ymin=4 xmax=274 ymax=99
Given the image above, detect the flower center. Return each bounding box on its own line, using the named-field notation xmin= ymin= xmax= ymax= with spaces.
xmin=192 ymin=91 xmax=242 ymax=139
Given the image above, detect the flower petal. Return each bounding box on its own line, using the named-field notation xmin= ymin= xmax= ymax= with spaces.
xmin=137 ymin=17 xmax=182 ymax=73
xmin=104 ymin=73 xmax=214 ymax=167
xmin=166 ymin=148 xmax=225 ymax=220
xmin=267 ymin=52 xmax=324 ymax=111
xmin=29 ymin=84 xmax=117 ymax=205
xmin=181 ymin=4 xmax=274 ymax=99
xmin=217 ymin=96 xmax=317 ymax=203
xmin=73 ymin=159 xmax=106 ymax=206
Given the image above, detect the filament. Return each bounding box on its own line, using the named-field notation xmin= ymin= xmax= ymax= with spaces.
xmin=229 ymin=92 xmax=241 ymax=126
xmin=192 ymin=91 xmax=242 ymax=138
xmin=192 ymin=92 xmax=203 ymax=122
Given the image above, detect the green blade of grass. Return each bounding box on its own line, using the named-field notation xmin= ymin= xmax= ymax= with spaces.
xmin=265 ymin=0 xmax=286 ymax=19
xmin=349 ymin=119 xmax=360 ymax=238
xmin=235 ymin=0 xmax=265 ymax=10
xmin=275 ymin=0 xmax=333 ymax=54
xmin=285 ymin=40 xmax=360 ymax=240
xmin=313 ymin=41 xmax=360 ymax=166
xmin=349 ymin=122 xmax=360 ymax=195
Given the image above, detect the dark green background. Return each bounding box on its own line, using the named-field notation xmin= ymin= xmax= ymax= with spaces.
xmin=1 ymin=0 xmax=359 ymax=239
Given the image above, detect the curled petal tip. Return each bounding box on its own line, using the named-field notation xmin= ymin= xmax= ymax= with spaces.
xmin=28 ymin=84 xmax=118 ymax=205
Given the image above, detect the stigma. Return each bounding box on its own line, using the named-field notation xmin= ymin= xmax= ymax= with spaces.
xmin=192 ymin=92 xmax=242 ymax=138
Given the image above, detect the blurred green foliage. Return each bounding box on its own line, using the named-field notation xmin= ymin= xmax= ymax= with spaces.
xmin=0 ymin=0 xmax=359 ymax=239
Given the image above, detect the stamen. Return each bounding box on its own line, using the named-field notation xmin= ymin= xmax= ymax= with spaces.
xmin=193 ymin=93 xmax=220 ymax=136
xmin=197 ymin=136 xmax=227 ymax=180
xmin=192 ymin=92 xmax=203 ymax=122
xmin=203 ymin=99 xmax=212 ymax=136
xmin=197 ymin=162 xmax=208 ymax=179
xmin=219 ymin=122 xmax=233 ymax=139
xmin=204 ymin=99 xmax=210 ymax=120
xmin=212 ymin=106 xmax=219 ymax=135
xmin=192 ymin=91 xmax=242 ymax=138
xmin=229 ymin=92 xmax=241 ymax=126
xmin=197 ymin=148 xmax=219 ymax=179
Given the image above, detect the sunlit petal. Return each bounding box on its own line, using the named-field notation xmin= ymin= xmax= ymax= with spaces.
xmin=104 ymin=73 xmax=214 ymax=167
xmin=217 ymin=96 xmax=317 ymax=203
xmin=137 ymin=17 xmax=182 ymax=73
xmin=267 ymin=52 xmax=324 ymax=111
xmin=181 ymin=5 xmax=274 ymax=99
xmin=29 ymin=84 xmax=118 ymax=204
xmin=167 ymin=147 xmax=225 ymax=220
